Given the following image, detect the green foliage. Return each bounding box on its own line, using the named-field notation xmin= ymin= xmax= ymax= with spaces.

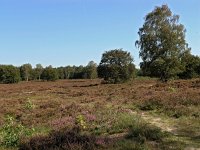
xmin=111 ymin=139 xmax=148 ymax=150
xmin=98 ymin=49 xmax=135 ymax=83
xmin=83 ymin=61 xmax=98 ymax=79
xmin=76 ymin=115 xmax=87 ymax=130
xmin=24 ymin=99 xmax=36 ymax=110
xmin=109 ymin=113 xmax=139 ymax=134
xmin=57 ymin=67 xmax=65 ymax=79
xmin=127 ymin=122 xmax=165 ymax=143
xmin=20 ymin=64 xmax=32 ymax=81
xmin=41 ymin=66 xmax=58 ymax=81
xmin=34 ymin=64 xmax=43 ymax=80
xmin=136 ymin=5 xmax=189 ymax=81
xmin=168 ymin=86 xmax=176 ymax=92
xmin=89 ymin=109 xmax=140 ymax=136
xmin=71 ymin=65 xmax=84 ymax=79
xmin=139 ymin=99 xmax=163 ymax=111
xmin=63 ymin=66 xmax=75 ymax=79
xmin=52 ymin=63 xmax=98 ymax=80
xmin=0 ymin=115 xmax=35 ymax=147
xmin=178 ymin=53 xmax=200 ymax=79
xmin=0 ymin=65 xmax=21 ymax=84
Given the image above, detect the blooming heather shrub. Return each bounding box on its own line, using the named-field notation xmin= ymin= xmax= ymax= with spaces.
xmin=95 ymin=138 xmax=106 ymax=147
xmin=82 ymin=111 xmax=97 ymax=122
xmin=50 ymin=116 xmax=75 ymax=130
xmin=85 ymin=114 xmax=97 ymax=122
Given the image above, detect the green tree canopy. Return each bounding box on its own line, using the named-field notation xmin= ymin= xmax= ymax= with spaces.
xmin=136 ymin=5 xmax=190 ymax=81
xmin=0 ymin=65 xmax=21 ymax=84
xmin=20 ymin=64 xmax=32 ymax=81
xmin=178 ymin=52 xmax=200 ymax=79
xmin=41 ymin=66 xmax=58 ymax=81
xmin=97 ymin=49 xmax=135 ymax=83
xmin=35 ymin=64 xmax=43 ymax=80
xmin=57 ymin=67 xmax=65 ymax=79
xmin=83 ymin=61 xmax=98 ymax=79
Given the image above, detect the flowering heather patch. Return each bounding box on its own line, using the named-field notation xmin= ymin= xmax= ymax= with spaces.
xmin=95 ymin=138 xmax=106 ymax=147
xmin=50 ymin=116 xmax=75 ymax=130
xmin=81 ymin=111 xmax=97 ymax=122
xmin=85 ymin=114 xmax=97 ymax=122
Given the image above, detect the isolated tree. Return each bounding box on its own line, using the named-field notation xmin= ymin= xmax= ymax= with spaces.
xmin=35 ymin=64 xmax=43 ymax=80
xmin=0 ymin=65 xmax=21 ymax=84
xmin=136 ymin=5 xmax=190 ymax=81
xmin=98 ymin=49 xmax=135 ymax=83
xmin=41 ymin=66 xmax=58 ymax=81
xmin=20 ymin=64 xmax=32 ymax=81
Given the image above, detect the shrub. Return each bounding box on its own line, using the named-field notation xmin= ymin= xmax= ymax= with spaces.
xmin=139 ymin=99 xmax=163 ymax=111
xmin=109 ymin=113 xmax=139 ymax=134
xmin=24 ymin=99 xmax=36 ymax=110
xmin=76 ymin=115 xmax=87 ymax=130
xmin=0 ymin=115 xmax=35 ymax=147
xmin=127 ymin=122 xmax=165 ymax=143
xmin=19 ymin=128 xmax=96 ymax=150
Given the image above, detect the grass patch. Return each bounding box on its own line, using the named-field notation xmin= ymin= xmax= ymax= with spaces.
xmin=109 ymin=139 xmax=149 ymax=150
xmin=127 ymin=122 xmax=166 ymax=143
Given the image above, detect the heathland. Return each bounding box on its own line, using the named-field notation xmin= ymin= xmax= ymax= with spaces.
xmin=0 ymin=78 xmax=199 ymax=149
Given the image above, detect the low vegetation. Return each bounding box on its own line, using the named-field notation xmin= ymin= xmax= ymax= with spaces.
xmin=0 ymin=79 xmax=199 ymax=149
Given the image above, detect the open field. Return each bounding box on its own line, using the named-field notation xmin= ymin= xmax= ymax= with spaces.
xmin=0 ymin=78 xmax=200 ymax=149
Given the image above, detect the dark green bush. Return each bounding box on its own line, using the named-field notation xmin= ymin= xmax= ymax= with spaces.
xmin=127 ymin=123 xmax=165 ymax=143
xmin=139 ymin=99 xmax=163 ymax=111
xmin=0 ymin=65 xmax=21 ymax=83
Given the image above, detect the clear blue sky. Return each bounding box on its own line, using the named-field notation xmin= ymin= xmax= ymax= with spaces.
xmin=0 ymin=0 xmax=199 ymax=67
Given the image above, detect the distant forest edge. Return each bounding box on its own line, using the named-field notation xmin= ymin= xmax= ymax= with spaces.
xmin=0 ymin=49 xmax=136 ymax=84
xmin=0 ymin=47 xmax=200 ymax=84
xmin=0 ymin=61 xmax=98 ymax=84
xmin=1 ymin=5 xmax=200 ymax=84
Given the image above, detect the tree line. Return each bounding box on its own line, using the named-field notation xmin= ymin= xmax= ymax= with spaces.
xmin=1 ymin=5 xmax=200 ymax=84
xmin=0 ymin=49 xmax=136 ymax=84
xmin=0 ymin=61 xmax=98 ymax=84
